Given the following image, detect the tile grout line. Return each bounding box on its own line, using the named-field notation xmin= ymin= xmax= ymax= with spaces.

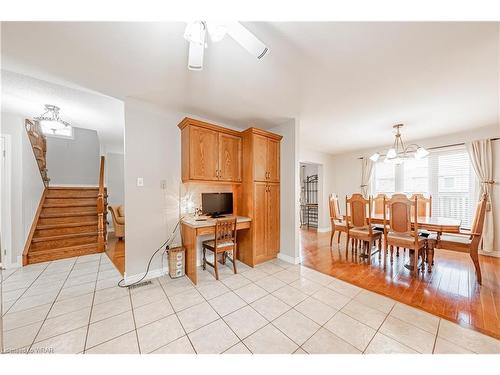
xmin=127 ymin=286 xmax=141 ymax=354
xmin=361 ymin=302 xmax=397 ymax=354
xmin=432 ymin=318 xmax=442 ymax=354
xmin=157 ymin=277 xmax=198 ymax=354
xmin=27 ymin=258 xmax=79 ymax=352
xmin=3 ymin=262 xmax=51 ymax=316
xmin=82 ymin=254 xmax=103 ymax=353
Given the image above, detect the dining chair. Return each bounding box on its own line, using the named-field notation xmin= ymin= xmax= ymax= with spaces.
xmin=383 ymin=194 xmax=427 ymax=272
xmin=345 ymin=193 xmax=382 ymax=263
xmin=202 ymin=218 xmax=238 ymax=280
xmin=372 ymin=193 xmax=387 ymax=232
xmin=329 ymin=193 xmax=347 ymax=247
xmin=410 ymin=193 xmax=432 ymax=218
xmin=427 ymin=194 xmax=487 ymax=284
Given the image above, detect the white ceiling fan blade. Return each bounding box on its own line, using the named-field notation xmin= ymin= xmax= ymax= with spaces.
xmin=226 ymin=22 xmax=269 ymax=60
xmin=188 ymin=40 xmax=204 ymax=71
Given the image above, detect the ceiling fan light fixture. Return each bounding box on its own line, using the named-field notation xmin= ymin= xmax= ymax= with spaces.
xmin=184 ymin=21 xmax=206 ymax=45
xmin=207 ymin=22 xmax=228 ymax=42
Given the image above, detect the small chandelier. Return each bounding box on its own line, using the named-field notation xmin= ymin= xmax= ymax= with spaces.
xmin=34 ymin=104 xmax=71 ymax=133
xmin=369 ymin=124 xmax=429 ymax=164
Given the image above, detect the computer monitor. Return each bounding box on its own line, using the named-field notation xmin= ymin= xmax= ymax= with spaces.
xmin=201 ymin=192 xmax=233 ymax=218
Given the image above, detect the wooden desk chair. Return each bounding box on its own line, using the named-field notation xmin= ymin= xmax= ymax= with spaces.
xmin=428 ymin=195 xmax=487 ymax=284
xmin=383 ymin=194 xmax=427 ymax=271
xmin=329 ymin=194 xmax=347 ymax=247
xmin=345 ymin=193 xmax=382 ymax=262
xmin=202 ymin=218 xmax=238 ymax=280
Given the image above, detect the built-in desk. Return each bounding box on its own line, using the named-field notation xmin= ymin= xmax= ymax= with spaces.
xmin=180 ymin=216 xmax=251 ymax=284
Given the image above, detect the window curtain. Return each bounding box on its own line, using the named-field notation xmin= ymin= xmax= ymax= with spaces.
xmin=466 ymin=139 xmax=495 ymax=253
xmin=360 ymin=157 xmax=374 ymax=196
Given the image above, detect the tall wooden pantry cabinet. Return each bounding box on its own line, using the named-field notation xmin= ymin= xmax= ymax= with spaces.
xmin=238 ymin=128 xmax=282 ymax=266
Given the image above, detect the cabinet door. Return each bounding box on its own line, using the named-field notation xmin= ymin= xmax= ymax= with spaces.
xmin=218 ymin=133 xmax=242 ymax=182
xmin=254 ymin=182 xmax=268 ymax=262
xmin=189 ymin=126 xmax=219 ymax=181
xmin=266 ymin=184 xmax=280 ymax=257
xmin=253 ymin=134 xmax=268 ymax=182
xmin=267 ymin=139 xmax=280 ymax=182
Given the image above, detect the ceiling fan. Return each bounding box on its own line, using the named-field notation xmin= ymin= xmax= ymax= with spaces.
xmin=183 ymin=21 xmax=269 ymax=70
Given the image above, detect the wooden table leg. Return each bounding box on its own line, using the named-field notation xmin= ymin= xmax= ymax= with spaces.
xmin=427 ymin=239 xmax=435 ymax=273
xmin=181 ymin=224 xmax=197 ymax=285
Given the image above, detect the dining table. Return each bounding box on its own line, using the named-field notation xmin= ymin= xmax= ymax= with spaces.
xmin=343 ymin=213 xmax=462 ymax=272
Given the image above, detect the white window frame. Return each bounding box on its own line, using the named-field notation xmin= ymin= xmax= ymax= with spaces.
xmin=371 ymin=146 xmax=476 ymax=228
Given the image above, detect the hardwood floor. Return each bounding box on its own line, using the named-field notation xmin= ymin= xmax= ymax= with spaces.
xmin=300 ymin=228 xmax=500 ymax=340
xmin=105 ymin=233 xmax=125 ymax=275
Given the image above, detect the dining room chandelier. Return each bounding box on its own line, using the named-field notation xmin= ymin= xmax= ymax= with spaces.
xmin=369 ymin=124 xmax=429 ymax=164
xmin=34 ymin=104 xmax=71 ymax=132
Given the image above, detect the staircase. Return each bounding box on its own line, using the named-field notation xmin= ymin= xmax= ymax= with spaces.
xmin=24 ymin=187 xmax=108 ymax=265
xmin=22 ymin=119 xmax=108 ymax=265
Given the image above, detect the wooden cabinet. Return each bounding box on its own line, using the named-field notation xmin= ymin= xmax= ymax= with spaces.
xmin=253 ymin=134 xmax=280 ymax=182
xmin=254 ymin=182 xmax=280 ymax=262
xmin=218 ymin=132 xmax=242 ymax=182
xmin=179 ymin=118 xmax=242 ymax=183
xmin=238 ymin=128 xmax=282 ymax=266
xmin=188 ymin=126 xmax=219 ymax=181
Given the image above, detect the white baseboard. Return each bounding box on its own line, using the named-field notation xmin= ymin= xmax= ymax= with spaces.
xmin=124 ymin=266 xmax=168 ymax=285
xmin=278 ymin=252 xmax=302 ymax=265
xmin=317 ymin=227 xmax=330 ymax=233
xmin=479 ymin=250 xmax=500 ymax=258
xmin=4 ymin=257 xmax=22 ymax=269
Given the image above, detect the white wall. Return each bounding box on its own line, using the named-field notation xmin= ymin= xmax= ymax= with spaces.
xmin=270 ymin=120 xmax=301 ymax=263
xmin=46 ymin=127 xmax=100 ymax=185
xmin=124 ymin=99 xmax=183 ymax=279
xmin=326 ymin=124 xmax=500 ymax=254
xmin=1 ymin=112 xmax=45 ymax=266
xmin=105 ymin=152 xmax=124 ymax=207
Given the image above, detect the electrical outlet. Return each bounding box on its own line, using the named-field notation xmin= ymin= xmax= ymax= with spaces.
xmin=137 ymin=177 xmax=144 ymax=187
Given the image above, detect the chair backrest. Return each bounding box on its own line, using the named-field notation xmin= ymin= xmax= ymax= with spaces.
xmin=410 ymin=193 xmax=432 ymax=217
xmin=372 ymin=194 xmax=386 ymax=215
xmin=346 ymin=193 xmax=372 ymax=233
xmin=214 ymin=218 xmax=237 ymax=246
xmin=384 ymin=193 xmax=418 ymax=236
xmin=329 ymin=194 xmax=341 ymax=221
xmin=470 ymin=194 xmax=488 ymax=250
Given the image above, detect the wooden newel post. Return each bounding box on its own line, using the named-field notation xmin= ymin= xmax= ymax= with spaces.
xmin=97 ymin=156 xmax=106 ymax=252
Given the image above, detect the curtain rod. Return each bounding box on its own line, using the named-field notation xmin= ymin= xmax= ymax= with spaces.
xmin=357 ymin=137 xmax=500 ymax=159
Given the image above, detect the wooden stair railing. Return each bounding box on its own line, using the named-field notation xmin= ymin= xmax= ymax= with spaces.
xmin=97 ymin=156 xmax=107 ymax=252
xmin=25 ymin=119 xmax=50 ymax=187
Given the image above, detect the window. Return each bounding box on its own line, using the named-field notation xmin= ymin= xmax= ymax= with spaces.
xmin=372 ymin=146 xmax=476 ymax=228
xmin=432 ymin=150 xmax=475 ymax=228
xmin=403 ymin=158 xmax=429 ymax=194
xmin=373 ymin=162 xmax=395 ymax=194
xmin=40 ymin=122 xmax=73 ymax=139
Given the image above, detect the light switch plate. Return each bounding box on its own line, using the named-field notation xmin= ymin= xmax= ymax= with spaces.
xmin=160 ymin=180 xmax=167 ymax=189
xmin=137 ymin=177 xmax=144 ymax=187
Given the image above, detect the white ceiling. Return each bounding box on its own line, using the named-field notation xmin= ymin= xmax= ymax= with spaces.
xmin=1 ymin=22 xmax=498 ymax=154
xmin=1 ymin=70 xmax=125 ymax=152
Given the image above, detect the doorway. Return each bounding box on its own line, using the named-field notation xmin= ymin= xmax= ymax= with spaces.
xmin=299 ymin=162 xmax=320 ymax=230
xmin=0 ymin=135 xmax=12 ymax=269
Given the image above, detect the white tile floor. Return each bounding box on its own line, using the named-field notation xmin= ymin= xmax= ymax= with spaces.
xmin=2 ymin=254 xmax=499 ymax=354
